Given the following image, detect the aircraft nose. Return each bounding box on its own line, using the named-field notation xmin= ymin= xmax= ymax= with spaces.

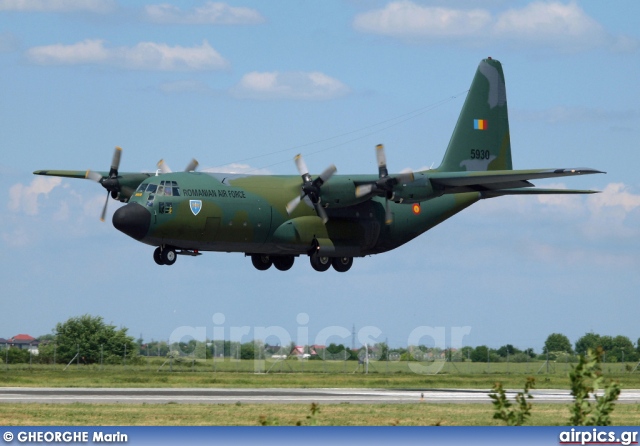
xmin=112 ymin=203 xmax=150 ymax=241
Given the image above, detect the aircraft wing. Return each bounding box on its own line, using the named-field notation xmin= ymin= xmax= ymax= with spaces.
xmin=33 ymin=169 xmax=107 ymax=179
xmin=427 ymin=168 xmax=604 ymax=194
xmin=33 ymin=169 xmax=152 ymax=201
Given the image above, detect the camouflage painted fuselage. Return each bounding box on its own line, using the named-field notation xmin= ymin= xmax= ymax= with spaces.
xmin=125 ymin=171 xmax=479 ymax=257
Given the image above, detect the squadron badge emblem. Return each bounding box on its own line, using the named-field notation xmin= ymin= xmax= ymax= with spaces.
xmin=189 ymin=200 xmax=202 ymax=216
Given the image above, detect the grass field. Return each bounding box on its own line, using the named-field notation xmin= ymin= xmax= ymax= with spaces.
xmin=1 ymin=359 xmax=640 ymax=389
xmin=2 ymin=402 xmax=640 ymax=426
xmin=2 ymin=359 xmax=639 ymax=426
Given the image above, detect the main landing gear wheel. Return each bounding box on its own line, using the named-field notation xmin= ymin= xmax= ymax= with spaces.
xmin=153 ymin=247 xmax=164 ymax=265
xmin=154 ymin=247 xmax=177 ymax=265
xmin=310 ymin=255 xmax=331 ymax=272
xmin=273 ymin=256 xmax=295 ymax=271
xmin=161 ymin=247 xmax=177 ymax=266
xmin=251 ymin=254 xmax=272 ymax=271
xmin=332 ymin=257 xmax=353 ymax=273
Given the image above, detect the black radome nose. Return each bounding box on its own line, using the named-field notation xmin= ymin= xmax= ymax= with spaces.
xmin=112 ymin=203 xmax=151 ymax=241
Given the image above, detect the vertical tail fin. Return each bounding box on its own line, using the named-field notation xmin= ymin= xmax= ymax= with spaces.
xmin=437 ymin=58 xmax=512 ymax=172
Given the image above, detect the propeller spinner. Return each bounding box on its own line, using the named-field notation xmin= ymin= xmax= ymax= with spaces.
xmin=286 ymin=154 xmax=336 ymax=224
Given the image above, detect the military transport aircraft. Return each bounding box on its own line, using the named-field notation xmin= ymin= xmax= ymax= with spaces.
xmin=34 ymin=58 xmax=603 ymax=273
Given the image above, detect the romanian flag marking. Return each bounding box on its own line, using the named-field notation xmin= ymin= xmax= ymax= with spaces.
xmin=474 ymin=119 xmax=487 ymax=130
xmin=412 ymin=203 xmax=421 ymax=215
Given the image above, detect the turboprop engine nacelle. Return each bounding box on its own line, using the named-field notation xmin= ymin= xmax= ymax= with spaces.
xmin=318 ymin=177 xmax=371 ymax=208
xmin=390 ymin=176 xmax=438 ymax=204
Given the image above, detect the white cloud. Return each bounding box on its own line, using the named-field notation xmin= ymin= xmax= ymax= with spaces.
xmin=477 ymin=181 xmax=640 ymax=240
xmin=353 ymin=1 xmax=638 ymax=53
xmin=0 ymin=0 xmax=115 ymax=13
xmin=2 ymin=227 xmax=30 ymax=248
xmin=353 ymin=1 xmax=491 ymax=39
xmin=9 ymin=176 xmax=62 ymax=215
xmin=535 ymin=183 xmax=584 ymax=213
xmin=26 ymin=39 xmax=228 ymax=71
xmin=493 ymin=1 xmax=608 ymax=51
xmin=231 ymin=71 xmax=350 ymax=101
xmin=202 ymin=164 xmax=272 ymax=175
xmin=588 ymin=183 xmax=640 ymax=214
xmin=145 ymin=2 xmax=265 ymax=25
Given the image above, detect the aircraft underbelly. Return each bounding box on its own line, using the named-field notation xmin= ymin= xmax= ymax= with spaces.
xmin=367 ymin=192 xmax=481 ymax=254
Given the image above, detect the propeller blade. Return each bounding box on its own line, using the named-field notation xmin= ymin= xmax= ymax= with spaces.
xmin=317 ymin=164 xmax=337 ymax=184
xmin=285 ymin=194 xmax=302 ymax=215
xmin=100 ymin=191 xmax=110 ymax=222
xmin=294 ymin=154 xmax=309 ymax=177
xmin=290 ymin=154 xmax=336 ymax=224
xmin=376 ymin=144 xmax=388 ymax=178
xmin=184 ymin=159 xmax=199 ymax=172
xmin=384 ymin=199 xmax=393 ymax=225
xmin=110 ymin=146 xmax=122 ymax=177
xmin=314 ymin=203 xmax=328 ymax=224
xmin=85 ymin=170 xmax=103 ymax=183
xmin=157 ymin=159 xmax=171 ymax=174
xmin=355 ymin=183 xmax=374 ymax=198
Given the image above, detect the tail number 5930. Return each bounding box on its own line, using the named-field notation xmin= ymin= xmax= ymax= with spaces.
xmin=470 ymin=149 xmax=491 ymax=160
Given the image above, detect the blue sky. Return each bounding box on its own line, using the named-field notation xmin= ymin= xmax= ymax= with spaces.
xmin=1 ymin=1 xmax=639 ymax=353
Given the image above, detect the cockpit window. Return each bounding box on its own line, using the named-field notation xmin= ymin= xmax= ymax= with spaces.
xmin=146 ymin=184 xmax=158 ymax=193
xmin=171 ymin=181 xmax=180 ymax=197
xmin=136 ymin=183 xmax=147 ymax=193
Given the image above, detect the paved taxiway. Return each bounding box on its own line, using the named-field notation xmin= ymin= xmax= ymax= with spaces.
xmin=1 ymin=388 xmax=639 ymax=405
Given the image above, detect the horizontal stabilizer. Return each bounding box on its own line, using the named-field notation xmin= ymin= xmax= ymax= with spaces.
xmin=428 ymin=167 xmax=604 ymax=195
xmin=481 ymin=188 xmax=600 ymax=198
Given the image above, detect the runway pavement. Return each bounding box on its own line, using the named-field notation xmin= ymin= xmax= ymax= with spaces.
xmin=1 ymin=387 xmax=639 ymax=404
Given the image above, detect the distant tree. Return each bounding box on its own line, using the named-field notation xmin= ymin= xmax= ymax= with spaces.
xmin=37 ymin=334 xmax=55 ymax=343
xmin=496 ymin=344 xmax=520 ymax=358
xmin=459 ymin=346 xmax=473 ymax=360
xmin=575 ymin=332 xmax=601 ymax=356
xmin=4 ymin=348 xmax=30 ymax=364
xmin=608 ymin=336 xmax=636 ymax=362
xmin=374 ymin=342 xmax=389 ymax=361
xmin=53 ymin=314 xmax=137 ymax=364
xmin=142 ymin=340 xmax=170 ymax=357
xmin=240 ymin=342 xmax=255 ymax=360
xmin=543 ymin=333 xmax=573 ymax=354
xmin=470 ymin=345 xmax=489 ymax=362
